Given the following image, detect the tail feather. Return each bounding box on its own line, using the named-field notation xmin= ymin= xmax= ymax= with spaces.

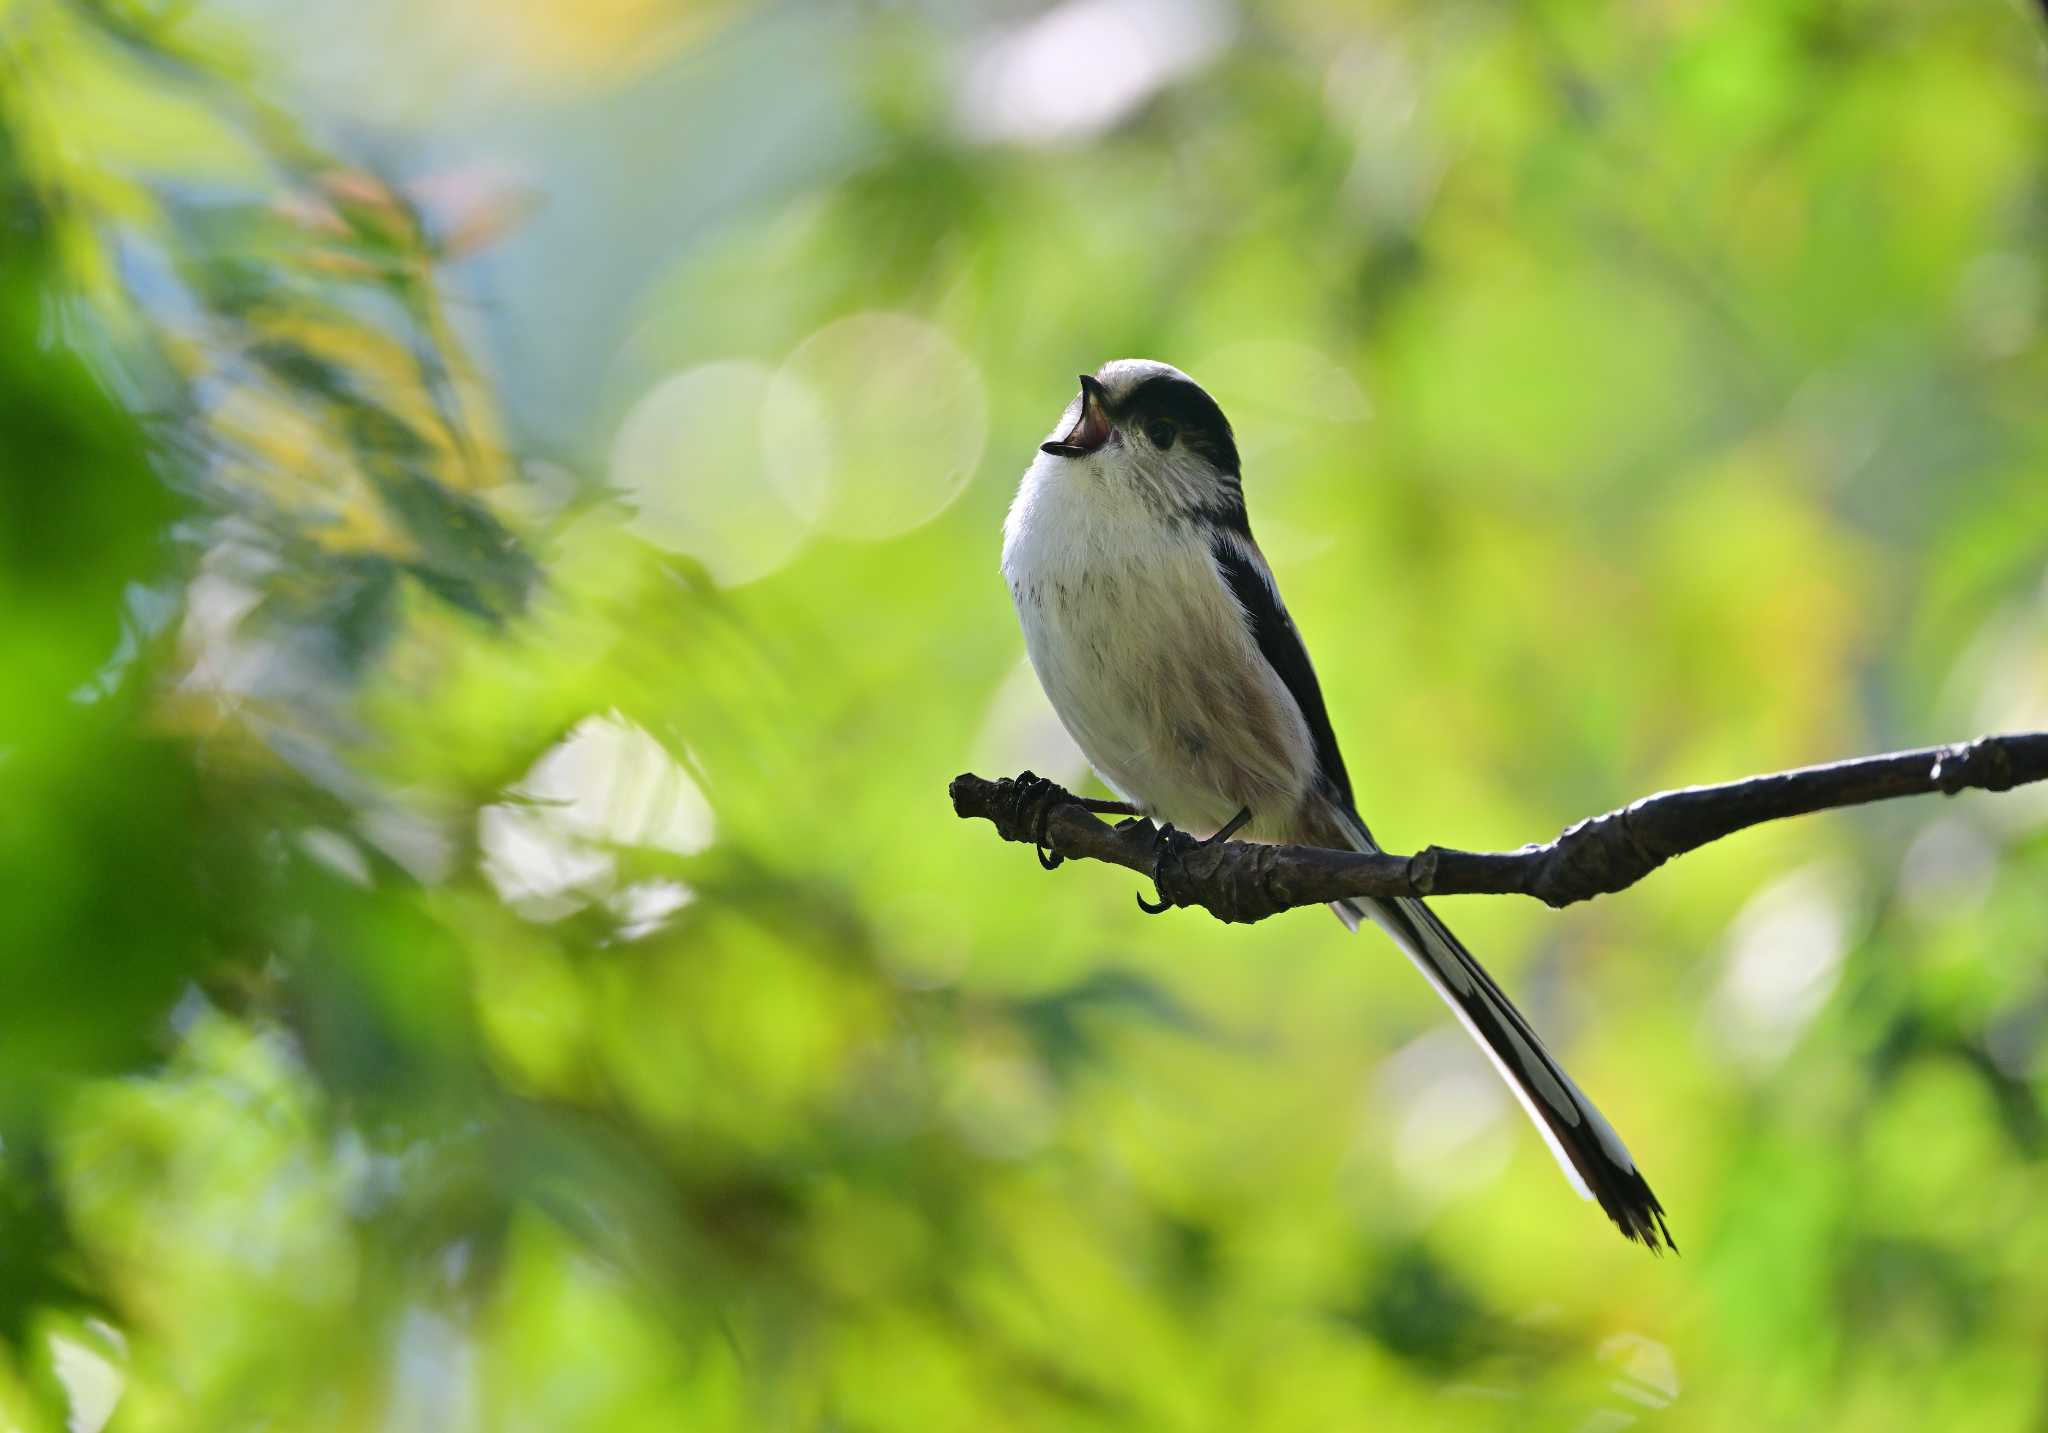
xmin=1327 ymin=816 xmax=1673 ymax=1251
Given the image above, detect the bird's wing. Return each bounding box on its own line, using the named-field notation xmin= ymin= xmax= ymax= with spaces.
xmin=1206 ymin=529 xmax=1356 ymax=811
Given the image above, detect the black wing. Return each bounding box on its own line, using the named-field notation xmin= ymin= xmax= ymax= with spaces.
xmin=1208 ymin=530 xmax=1356 ymax=811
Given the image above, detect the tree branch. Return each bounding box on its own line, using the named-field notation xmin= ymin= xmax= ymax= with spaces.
xmin=949 ymin=733 xmax=2048 ymax=923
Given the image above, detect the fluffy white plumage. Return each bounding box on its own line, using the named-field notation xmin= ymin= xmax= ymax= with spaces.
xmin=1005 ymin=462 xmax=1314 ymax=839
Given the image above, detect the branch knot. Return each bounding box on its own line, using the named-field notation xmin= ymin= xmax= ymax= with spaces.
xmin=1933 ymin=737 xmax=2015 ymax=795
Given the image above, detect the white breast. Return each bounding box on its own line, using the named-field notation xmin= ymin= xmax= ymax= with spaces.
xmin=1001 ymin=452 xmax=1319 ymax=838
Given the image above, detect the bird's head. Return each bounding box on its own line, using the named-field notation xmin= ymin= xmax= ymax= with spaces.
xmin=1036 ymin=359 xmax=1242 ymax=520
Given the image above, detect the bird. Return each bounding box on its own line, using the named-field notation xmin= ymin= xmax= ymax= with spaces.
xmin=1001 ymin=359 xmax=1672 ymax=1250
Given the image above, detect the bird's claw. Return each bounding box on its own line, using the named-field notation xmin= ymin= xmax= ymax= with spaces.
xmin=1135 ymin=807 xmax=1253 ymax=916
xmin=1135 ymin=821 xmax=1199 ymax=915
xmin=1005 ymin=770 xmax=1066 ymax=870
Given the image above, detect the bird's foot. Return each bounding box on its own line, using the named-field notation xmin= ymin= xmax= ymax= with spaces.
xmin=1135 ymin=822 xmax=1196 ymax=914
xmin=1135 ymin=807 xmax=1252 ymax=915
xmin=1002 ymin=770 xmax=1069 ymax=870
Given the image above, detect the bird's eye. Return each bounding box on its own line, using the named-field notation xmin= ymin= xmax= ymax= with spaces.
xmin=1144 ymin=418 xmax=1177 ymax=450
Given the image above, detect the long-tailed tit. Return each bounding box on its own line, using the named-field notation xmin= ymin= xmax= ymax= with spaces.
xmin=1002 ymin=360 xmax=1672 ymax=1250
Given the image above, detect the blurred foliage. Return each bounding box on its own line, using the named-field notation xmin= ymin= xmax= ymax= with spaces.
xmin=3 ymin=0 xmax=2048 ymax=1428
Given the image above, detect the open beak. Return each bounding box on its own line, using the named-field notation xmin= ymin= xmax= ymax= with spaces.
xmin=1040 ymin=374 xmax=1112 ymax=458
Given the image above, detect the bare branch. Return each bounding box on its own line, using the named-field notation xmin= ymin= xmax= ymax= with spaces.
xmin=949 ymin=733 xmax=2048 ymax=923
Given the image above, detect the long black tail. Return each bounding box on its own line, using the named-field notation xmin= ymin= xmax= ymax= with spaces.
xmin=1331 ymin=859 xmax=1673 ymax=1250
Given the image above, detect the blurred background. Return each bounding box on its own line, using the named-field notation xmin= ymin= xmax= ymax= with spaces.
xmin=5 ymin=0 xmax=2048 ymax=1427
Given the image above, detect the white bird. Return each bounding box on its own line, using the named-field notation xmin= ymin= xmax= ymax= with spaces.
xmin=1002 ymin=359 xmax=1672 ymax=1250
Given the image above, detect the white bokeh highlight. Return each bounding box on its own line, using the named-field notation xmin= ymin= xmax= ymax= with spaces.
xmin=608 ymin=878 xmax=696 ymax=941
xmin=611 ymin=361 xmax=809 ymax=586
xmin=1374 ymin=1026 xmax=1511 ymax=1204
xmin=764 ymin=313 xmax=988 ymax=541
xmin=1599 ymin=1332 xmax=1682 ymax=1413
xmin=1897 ymin=815 xmax=1998 ymax=925
xmin=49 ymin=1324 xmax=125 ymax=1433
xmin=1704 ymin=864 xmax=1853 ymax=1071
xmin=480 ymin=713 xmax=713 ymax=925
xmin=954 ymin=0 xmax=1234 ymax=146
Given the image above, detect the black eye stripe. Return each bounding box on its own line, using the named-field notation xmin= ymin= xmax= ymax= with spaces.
xmin=1111 ymin=375 xmax=1239 ymax=474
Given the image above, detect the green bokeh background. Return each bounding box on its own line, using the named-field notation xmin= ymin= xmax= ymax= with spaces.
xmin=5 ymin=0 xmax=2048 ymax=1427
